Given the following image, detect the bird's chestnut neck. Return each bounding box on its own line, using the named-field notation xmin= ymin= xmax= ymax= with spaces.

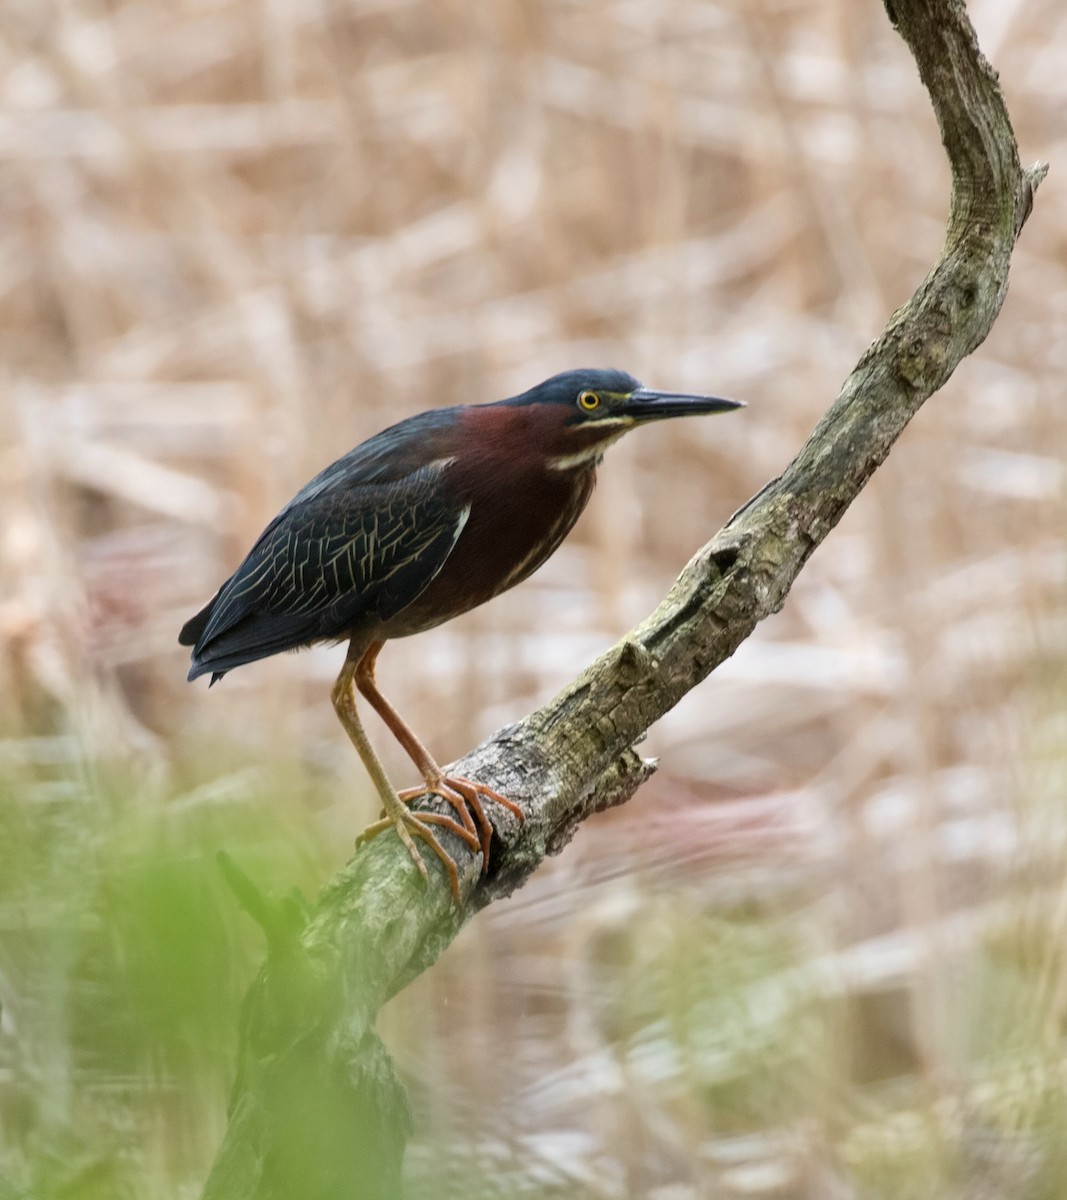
xmin=458 ymin=403 xmax=628 ymax=474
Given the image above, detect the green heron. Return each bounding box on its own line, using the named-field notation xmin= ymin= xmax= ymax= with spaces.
xmin=180 ymin=369 xmax=742 ymax=900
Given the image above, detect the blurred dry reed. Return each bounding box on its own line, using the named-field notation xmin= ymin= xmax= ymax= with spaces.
xmin=1 ymin=0 xmax=1066 ymax=1196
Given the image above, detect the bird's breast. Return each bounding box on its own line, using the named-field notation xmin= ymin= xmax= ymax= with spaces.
xmin=384 ymin=459 xmax=595 ymax=637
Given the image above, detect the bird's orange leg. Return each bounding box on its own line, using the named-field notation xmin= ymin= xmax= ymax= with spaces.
xmin=332 ymin=643 xmax=478 ymax=903
xmin=354 ymin=641 xmax=525 ymax=870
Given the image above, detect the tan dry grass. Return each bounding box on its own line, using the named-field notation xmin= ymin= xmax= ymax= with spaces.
xmin=1 ymin=0 xmax=1066 ymax=1194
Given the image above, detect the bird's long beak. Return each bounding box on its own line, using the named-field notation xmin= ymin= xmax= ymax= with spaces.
xmin=622 ymin=387 xmax=745 ymax=421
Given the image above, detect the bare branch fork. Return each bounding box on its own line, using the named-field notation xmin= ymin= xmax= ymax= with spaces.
xmin=202 ymin=1 xmax=1046 ymax=1195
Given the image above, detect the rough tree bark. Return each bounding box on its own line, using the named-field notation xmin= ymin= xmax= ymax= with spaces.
xmin=201 ymin=1 xmax=1046 ymax=1196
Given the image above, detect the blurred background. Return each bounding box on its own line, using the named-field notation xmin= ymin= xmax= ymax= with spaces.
xmin=1 ymin=0 xmax=1065 ymax=1196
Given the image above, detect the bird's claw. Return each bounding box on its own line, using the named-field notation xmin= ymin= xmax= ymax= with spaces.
xmin=357 ymin=776 xmax=524 ymax=905
xmin=357 ymin=772 xmax=525 ymax=902
xmin=356 ymin=805 xmax=477 ymax=904
xmin=397 ymin=774 xmax=524 ymax=873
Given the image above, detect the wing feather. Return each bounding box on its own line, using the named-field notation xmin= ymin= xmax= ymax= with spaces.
xmin=183 ymin=461 xmax=466 ymax=680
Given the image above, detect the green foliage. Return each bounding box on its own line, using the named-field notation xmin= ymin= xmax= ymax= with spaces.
xmin=0 ymin=753 xmax=329 ymax=1198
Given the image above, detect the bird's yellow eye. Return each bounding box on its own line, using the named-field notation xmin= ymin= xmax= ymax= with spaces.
xmin=578 ymin=390 xmax=601 ymax=411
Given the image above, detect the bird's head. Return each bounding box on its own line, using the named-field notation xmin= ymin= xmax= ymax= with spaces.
xmin=498 ymin=368 xmax=744 ymax=469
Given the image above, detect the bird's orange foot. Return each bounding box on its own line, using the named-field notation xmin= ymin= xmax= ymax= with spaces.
xmin=397 ymin=775 xmax=525 ymax=871
xmin=356 ymin=801 xmax=479 ymax=905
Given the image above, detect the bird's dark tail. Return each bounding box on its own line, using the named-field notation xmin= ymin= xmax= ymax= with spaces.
xmin=180 ymin=590 xmax=228 ymax=683
xmin=182 ymin=593 xmax=324 ymax=684
xmin=179 ymin=601 xmax=215 ymax=648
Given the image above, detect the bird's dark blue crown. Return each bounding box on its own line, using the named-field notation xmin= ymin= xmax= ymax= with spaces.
xmin=499 ymin=368 xmax=641 ymax=407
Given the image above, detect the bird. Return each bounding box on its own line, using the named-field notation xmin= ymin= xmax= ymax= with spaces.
xmin=180 ymin=368 xmax=743 ymax=901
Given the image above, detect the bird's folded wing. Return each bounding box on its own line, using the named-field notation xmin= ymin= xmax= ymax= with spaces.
xmin=182 ymin=463 xmax=466 ymax=677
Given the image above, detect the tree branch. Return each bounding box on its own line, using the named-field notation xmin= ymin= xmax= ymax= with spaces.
xmin=201 ymin=1 xmax=1046 ymax=1195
